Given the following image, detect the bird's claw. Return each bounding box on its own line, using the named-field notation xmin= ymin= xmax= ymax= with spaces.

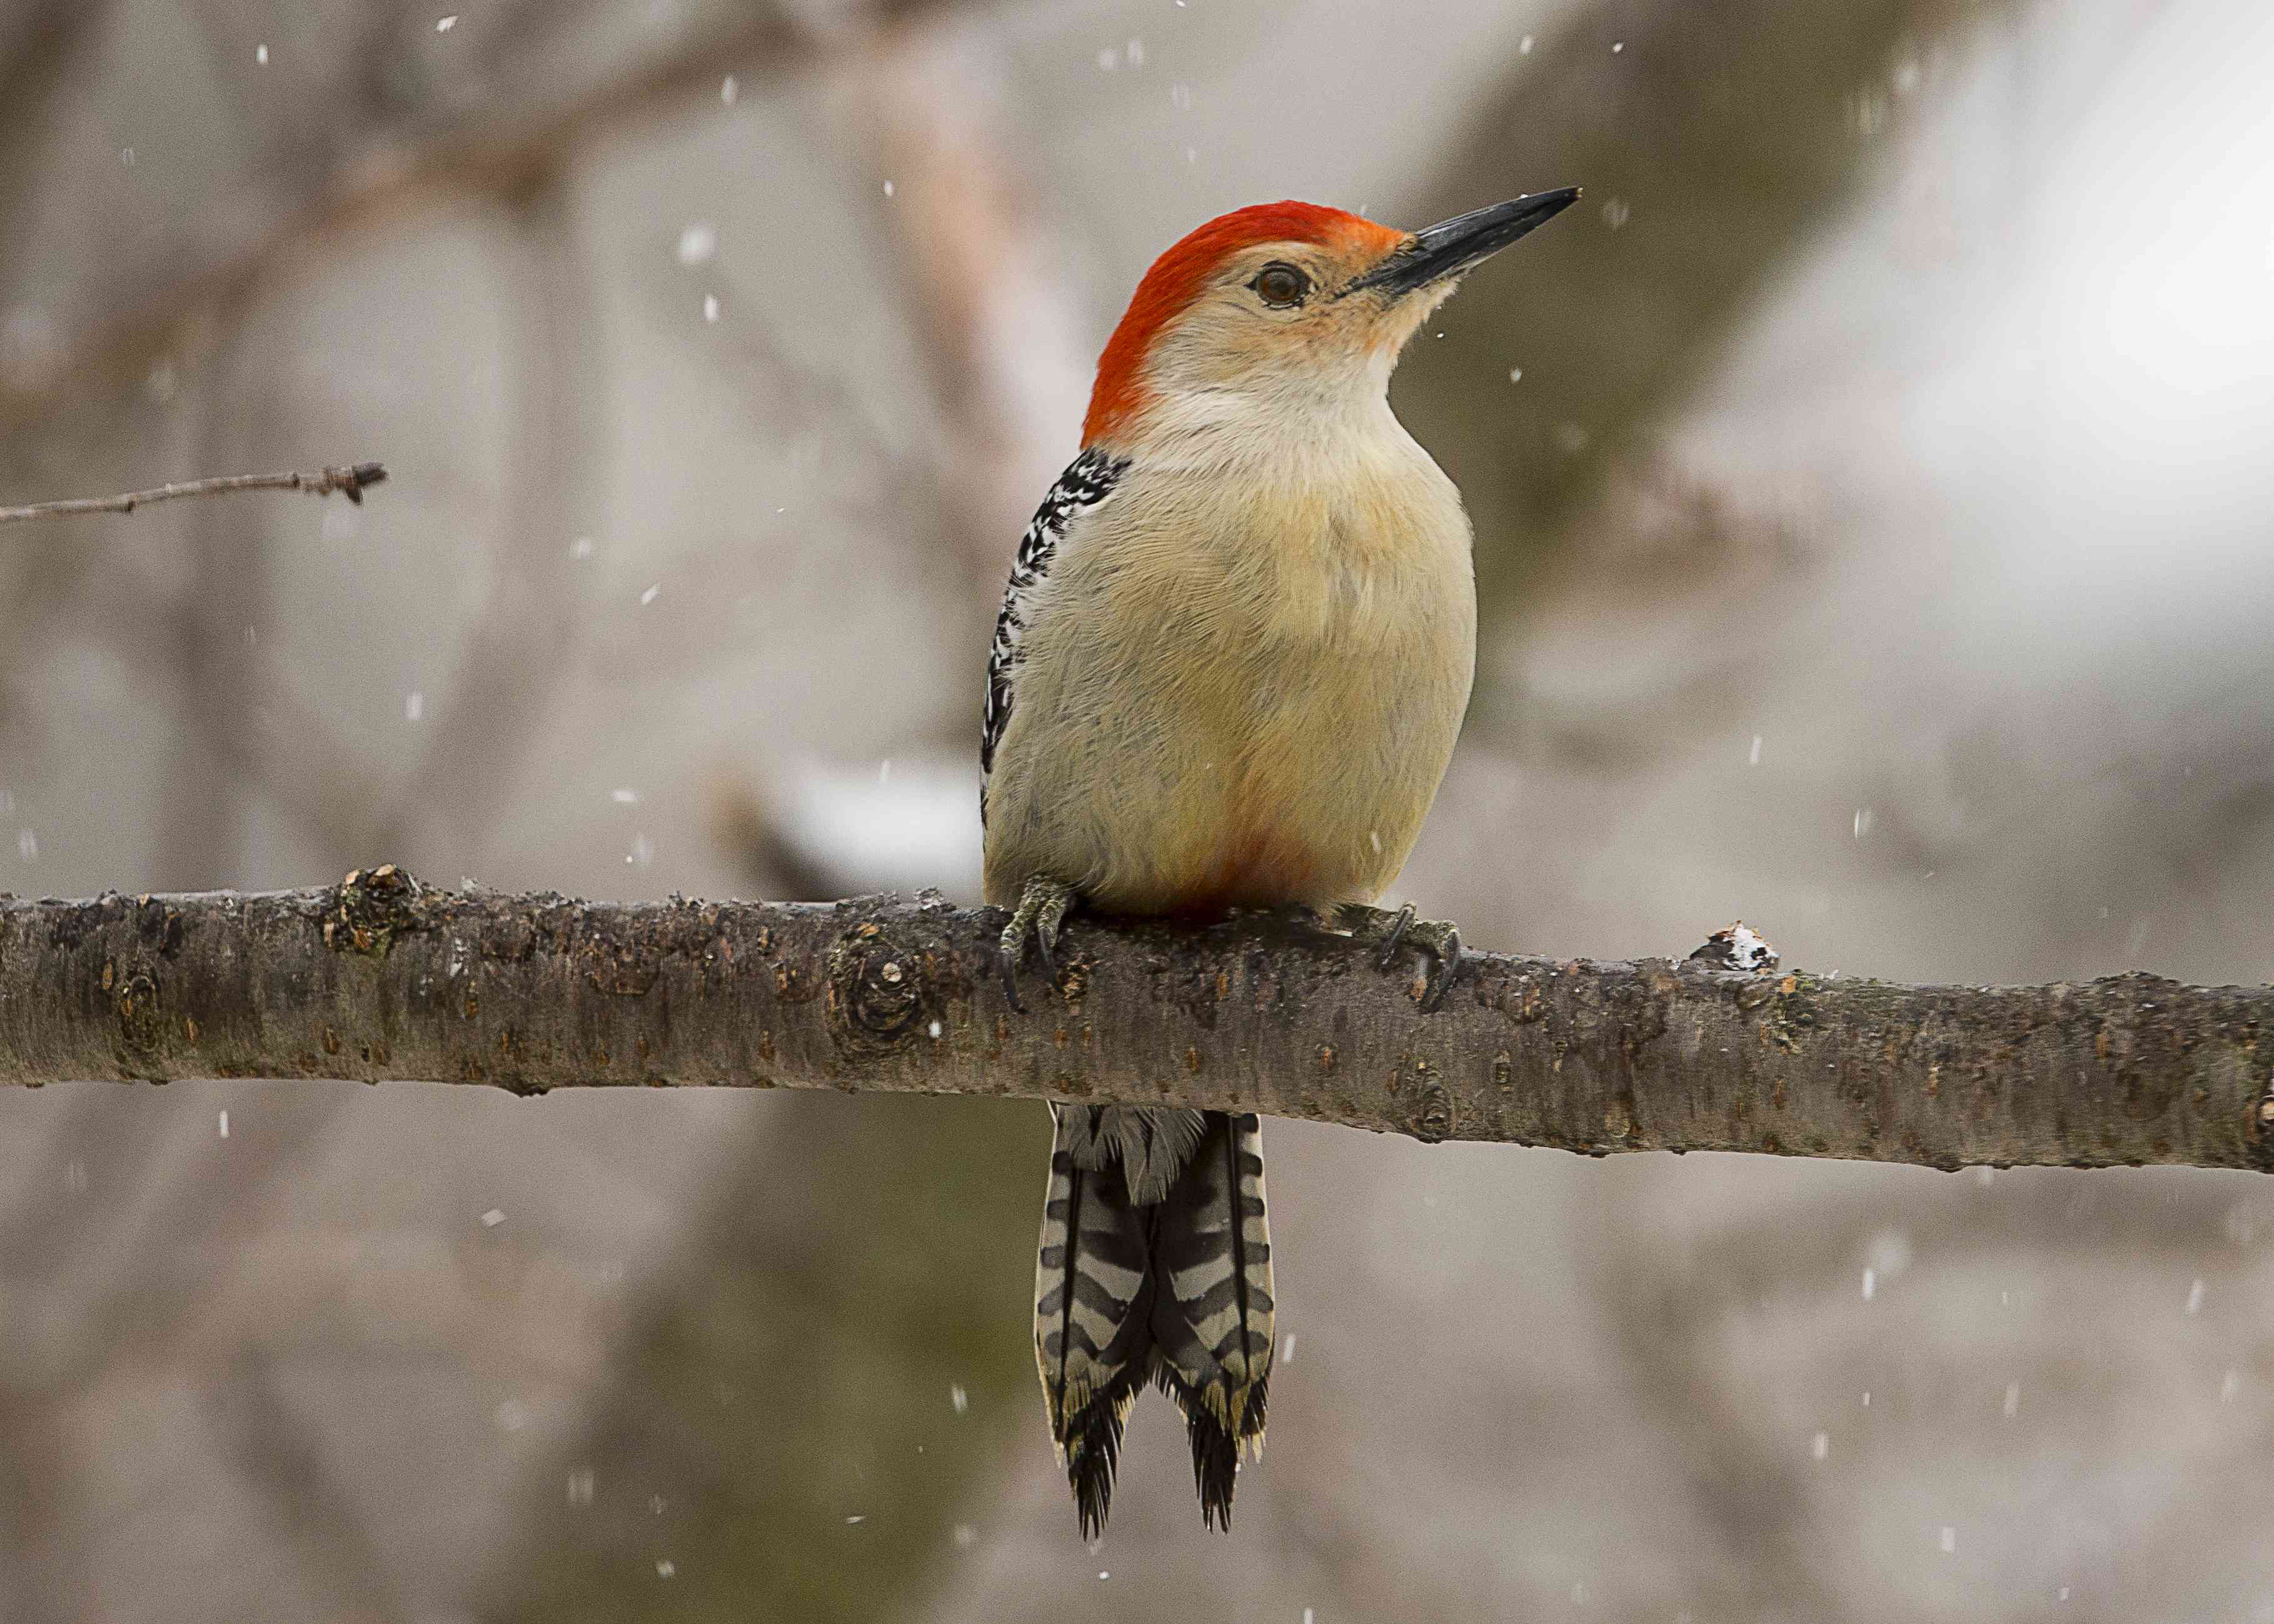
xmin=999 ymin=875 xmax=1079 ymax=1013
xmin=1408 ymin=918 xmax=1464 ymax=1012
xmin=1370 ymin=903 xmax=1416 ymax=970
xmin=1340 ymin=902 xmax=1464 ymax=1011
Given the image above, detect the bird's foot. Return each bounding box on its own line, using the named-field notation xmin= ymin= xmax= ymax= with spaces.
xmin=999 ymin=875 xmax=1080 ymax=1013
xmin=1337 ymin=901 xmax=1463 ymax=1012
xmin=1224 ymin=901 xmax=1331 ymax=932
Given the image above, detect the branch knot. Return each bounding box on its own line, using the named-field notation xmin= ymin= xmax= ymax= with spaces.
xmin=321 ymin=865 xmax=423 ymax=957
xmin=827 ymin=920 xmax=946 ymax=1062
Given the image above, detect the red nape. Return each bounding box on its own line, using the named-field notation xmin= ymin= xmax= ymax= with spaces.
xmin=1082 ymin=201 xmax=1402 ymax=446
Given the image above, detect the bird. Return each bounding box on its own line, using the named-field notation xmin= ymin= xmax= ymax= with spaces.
xmin=980 ymin=188 xmax=1579 ymax=1538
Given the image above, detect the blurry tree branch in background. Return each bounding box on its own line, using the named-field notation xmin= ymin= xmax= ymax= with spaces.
xmin=0 ymin=1 xmax=968 ymax=431
xmin=481 ymin=1087 xmax=1042 ymax=1624
xmin=1400 ymin=0 xmax=2016 ymax=608
xmin=6 ymin=871 xmax=2272 ymax=1176
xmin=369 ymin=175 xmax=596 ymax=873
xmin=853 ymin=21 xmax=1094 ymax=584
xmin=0 ymin=462 xmax=386 ymax=524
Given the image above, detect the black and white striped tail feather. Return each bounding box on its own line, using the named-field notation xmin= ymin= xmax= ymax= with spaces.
xmin=1149 ymin=1110 xmax=1274 ymax=1531
xmin=1034 ymin=1105 xmax=1274 ymax=1537
xmin=1035 ymin=1128 xmax=1155 ymax=1539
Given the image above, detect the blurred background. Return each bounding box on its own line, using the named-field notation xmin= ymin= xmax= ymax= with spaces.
xmin=4 ymin=0 xmax=2274 ymax=1618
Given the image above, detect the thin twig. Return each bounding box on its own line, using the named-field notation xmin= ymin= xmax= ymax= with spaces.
xmin=0 ymin=463 xmax=386 ymax=524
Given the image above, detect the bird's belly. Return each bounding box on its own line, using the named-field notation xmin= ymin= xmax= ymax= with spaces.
xmin=1202 ymin=654 xmax=1462 ymax=908
xmin=1052 ymin=606 xmax=1469 ymax=915
xmin=982 ymin=477 xmax=1476 ymax=915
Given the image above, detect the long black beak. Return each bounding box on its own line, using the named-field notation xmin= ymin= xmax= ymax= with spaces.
xmin=1344 ymin=188 xmax=1581 ymax=298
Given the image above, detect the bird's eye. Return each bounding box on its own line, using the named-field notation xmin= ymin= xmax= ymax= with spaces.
xmin=1250 ymin=263 xmax=1311 ymax=308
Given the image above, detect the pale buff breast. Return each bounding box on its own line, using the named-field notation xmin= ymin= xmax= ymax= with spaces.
xmin=982 ymin=413 xmax=1475 ymax=914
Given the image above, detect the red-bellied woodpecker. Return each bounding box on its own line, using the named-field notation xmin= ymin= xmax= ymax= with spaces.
xmin=983 ymin=189 xmax=1579 ymax=1538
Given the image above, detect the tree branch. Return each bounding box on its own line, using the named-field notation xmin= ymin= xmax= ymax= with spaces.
xmin=0 ymin=463 xmax=386 ymax=524
xmin=0 ymin=2 xmax=968 ymax=431
xmin=3 ymin=868 xmax=2270 ymax=1175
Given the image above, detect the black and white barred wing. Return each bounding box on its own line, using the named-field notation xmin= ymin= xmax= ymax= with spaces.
xmin=981 ymin=448 xmax=1128 ymax=821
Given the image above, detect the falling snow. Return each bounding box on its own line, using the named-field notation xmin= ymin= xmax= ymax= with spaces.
xmin=480 ymin=1208 xmax=505 ymax=1228
xmin=677 ymin=223 xmax=717 ymax=265
xmin=217 ymin=1111 xmax=229 ymax=1139
xmin=436 ymin=14 xmax=457 ymax=31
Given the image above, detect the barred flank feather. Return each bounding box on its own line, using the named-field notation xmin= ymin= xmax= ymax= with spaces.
xmin=1034 ymin=1105 xmax=1275 ymax=1536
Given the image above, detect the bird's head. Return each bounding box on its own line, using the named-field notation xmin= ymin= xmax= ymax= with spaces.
xmin=1082 ymin=190 xmax=1579 ymax=448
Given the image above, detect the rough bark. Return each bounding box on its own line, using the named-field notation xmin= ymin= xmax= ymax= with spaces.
xmin=3 ymin=868 xmax=2271 ymax=1174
